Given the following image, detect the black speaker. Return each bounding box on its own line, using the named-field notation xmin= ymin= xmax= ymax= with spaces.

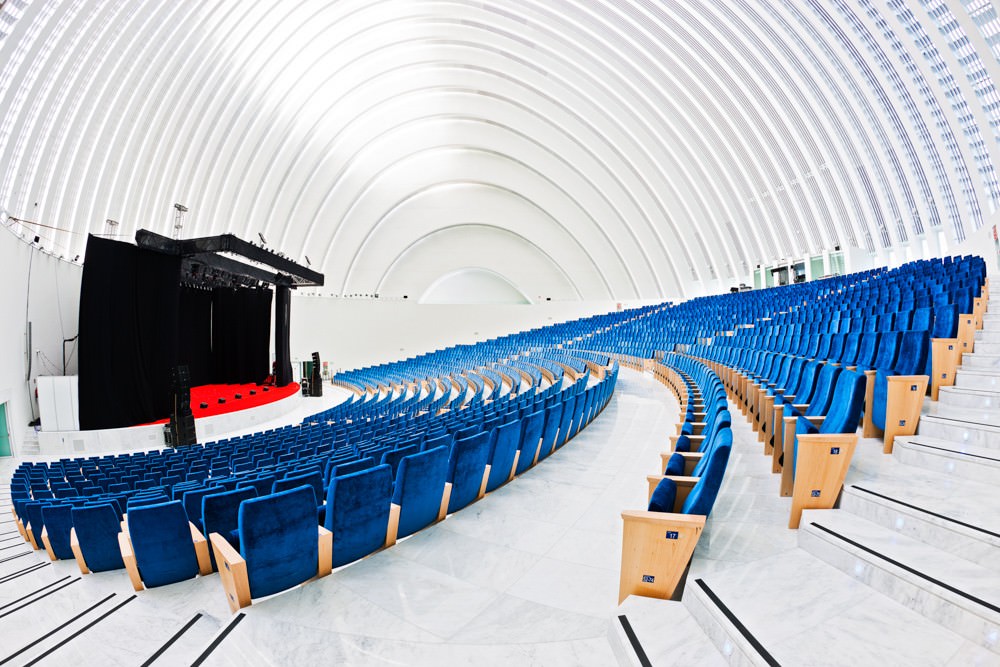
xmin=310 ymin=351 xmax=323 ymax=397
xmin=168 ymin=364 xmax=197 ymax=447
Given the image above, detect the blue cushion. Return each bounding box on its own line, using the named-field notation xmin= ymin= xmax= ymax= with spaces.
xmin=485 ymin=420 xmax=521 ymax=492
xmin=41 ymin=504 xmax=74 ymax=560
xmin=447 ymin=431 xmax=491 ymax=513
xmin=72 ymin=504 xmax=124 ymax=572
xmin=240 ymin=486 xmax=318 ymax=599
xmin=203 ymin=487 xmax=257 ymax=568
xmin=392 ymin=445 xmax=450 ymax=539
xmin=664 ymin=453 xmax=685 ymax=476
xmin=514 ymin=410 xmax=546 ymax=475
xmin=324 ymin=464 xmax=393 ymax=568
xmin=127 ymin=500 xmax=199 ymax=588
xmin=537 ymin=402 xmax=564 ymax=462
xmin=648 ymin=478 xmax=677 ymax=513
xmin=673 ymin=434 xmax=692 ymax=452
xmin=681 ymin=431 xmax=732 ymax=517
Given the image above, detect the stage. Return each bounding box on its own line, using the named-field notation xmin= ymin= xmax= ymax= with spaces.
xmin=35 ymin=379 xmax=304 ymax=456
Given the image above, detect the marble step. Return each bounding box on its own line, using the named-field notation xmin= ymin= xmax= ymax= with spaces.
xmin=954 ymin=367 xmax=1000 ymax=391
xmin=937 ymin=385 xmax=1000 ymax=410
xmin=683 ymin=547 xmax=993 ymax=666
xmin=917 ymin=413 xmax=1000 ymax=449
xmin=610 ymin=596 xmax=727 ymax=667
xmin=962 ymin=352 xmax=1000 ymax=369
xmin=893 ymin=436 xmax=1000 ymax=485
xmin=839 ymin=483 xmax=1000 ymax=570
xmin=799 ymin=510 xmax=1000 ymax=654
xmin=974 ymin=329 xmax=1000 ymax=344
xmin=969 ymin=340 xmax=1000 ymax=355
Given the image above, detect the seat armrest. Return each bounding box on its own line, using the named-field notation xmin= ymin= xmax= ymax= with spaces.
xmin=211 ymin=532 xmax=250 ymax=613
xmin=70 ymin=527 xmax=89 ymax=574
xmin=118 ymin=531 xmax=143 ymax=591
xmin=190 ymin=522 xmax=212 ymax=575
xmin=317 ymin=526 xmax=333 ymax=577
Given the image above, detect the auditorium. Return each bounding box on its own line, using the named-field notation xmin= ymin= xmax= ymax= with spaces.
xmin=1 ymin=1 xmax=999 ymax=665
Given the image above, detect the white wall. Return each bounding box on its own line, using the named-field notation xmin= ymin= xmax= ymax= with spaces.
xmin=953 ymin=214 xmax=1000 ymax=273
xmin=289 ymin=296 xmax=629 ymax=372
xmin=0 ymin=227 xmax=82 ymax=455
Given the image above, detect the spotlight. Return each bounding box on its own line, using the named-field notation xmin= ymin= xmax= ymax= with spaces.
xmin=304 ymin=255 xmax=312 ymax=267
xmin=73 ymin=255 xmax=80 ymax=262
xmin=32 ymin=235 xmax=39 ymax=244
xmin=258 ymin=232 xmax=267 ymax=245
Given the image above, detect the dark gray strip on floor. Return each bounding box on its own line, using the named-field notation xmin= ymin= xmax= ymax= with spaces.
xmin=0 ymin=593 xmax=117 ymax=665
xmin=810 ymin=522 xmax=1000 ymax=614
xmin=22 ymin=594 xmax=137 ymax=666
xmin=0 ymin=575 xmax=71 ymax=611
xmin=0 ymin=551 xmax=32 ymax=564
xmin=617 ymin=615 xmax=652 ymax=667
xmin=694 ymin=579 xmax=780 ymax=666
xmin=0 ymin=577 xmax=80 ymax=619
xmin=0 ymin=561 xmax=49 ymax=584
xmin=141 ymin=613 xmax=203 ymax=666
xmin=907 ymin=440 xmax=1000 ymax=463
xmin=850 ymin=486 xmax=1000 ymax=539
xmin=191 ymin=613 xmax=245 ymax=666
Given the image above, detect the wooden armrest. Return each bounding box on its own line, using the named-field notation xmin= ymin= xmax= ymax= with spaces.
xmin=70 ymin=527 xmax=89 ymax=574
xmin=211 ymin=532 xmax=250 ymax=612
xmin=646 ymin=475 xmax=699 ymax=510
xmin=317 ymin=526 xmax=332 ymax=578
xmin=618 ymin=510 xmax=706 ymax=603
xmin=385 ymin=503 xmax=401 ymax=547
xmin=191 ymin=522 xmax=212 ymax=575
xmin=118 ymin=531 xmax=143 ymax=591
xmin=805 ymin=415 xmax=825 ymax=427
xmin=41 ymin=526 xmax=56 ymax=561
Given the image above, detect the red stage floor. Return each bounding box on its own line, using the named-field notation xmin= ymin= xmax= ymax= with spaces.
xmin=149 ymin=382 xmax=300 ymax=424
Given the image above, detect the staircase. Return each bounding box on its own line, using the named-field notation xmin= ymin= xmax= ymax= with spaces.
xmin=611 ymin=281 xmax=1000 ymax=666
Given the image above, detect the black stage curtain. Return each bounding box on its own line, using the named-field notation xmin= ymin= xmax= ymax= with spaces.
xmin=78 ymin=236 xmax=180 ymax=430
xmin=178 ymin=286 xmax=214 ymax=386
xmin=212 ymin=286 xmax=272 ymax=384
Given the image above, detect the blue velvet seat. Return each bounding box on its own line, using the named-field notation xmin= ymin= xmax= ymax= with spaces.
xmin=390 ymin=445 xmax=450 ymax=540
xmin=791 ymin=369 xmax=867 ymax=472
xmin=237 ymin=475 xmax=277 ymax=498
xmin=484 ymin=419 xmax=521 ymax=492
xmin=203 ymin=487 xmax=257 ymax=569
xmin=324 ymin=464 xmax=393 ymax=567
xmin=446 ymin=431 xmax=492 ymax=513
xmin=71 ymin=503 xmax=125 ymax=573
xmin=873 ymin=329 xmax=930 ymax=435
xmin=122 ymin=500 xmax=211 ymax=589
xmin=514 ymin=409 xmax=546 ymax=475
xmin=537 ymin=402 xmax=564 ymax=463
xmin=210 ymin=485 xmax=332 ymax=612
xmin=649 ymin=429 xmax=732 ymax=517
xmin=273 ymin=470 xmax=325 ymax=523
xmin=381 ymin=444 xmax=420 ymax=480
xmin=41 ymin=503 xmax=75 ymax=560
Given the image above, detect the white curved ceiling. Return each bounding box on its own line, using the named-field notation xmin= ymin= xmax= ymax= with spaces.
xmin=1 ymin=0 xmax=999 ymax=300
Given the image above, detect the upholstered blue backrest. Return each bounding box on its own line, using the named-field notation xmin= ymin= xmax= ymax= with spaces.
xmin=25 ymin=501 xmax=46 ymax=536
xmin=894 ymin=329 xmax=929 ymax=376
xmin=556 ymin=395 xmax=576 ymax=448
xmin=41 ymin=504 xmax=74 ymax=559
xmin=805 ymin=364 xmax=842 ymax=417
xmin=820 ymin=369 xmax=866 ymax=434
xmin=240 ymin=485 xmax=318 ymax=599
xmin=782 ymin=357 xmax=806 ymax=390
xmin=681 ymin=430 xmax=732 ymax=517
xmin=828 ymin=334 xmax=846 ymax=362
xmin=485 ymin=419 xmax=521 ymax=493
xmin=871 ymin=331 xmax=902 ymax=371
xmin=791 ymin=360 xmax=821 ymax=403
xmin=911 ymin=307 xmax=932 ymax=333
xmin=380 ymin=445 xmax=421 ymax=480
xmin=391 ymin=445 xmax=450 ymax=539
xmin=515 ymin=410 xmax=546 ymax=475
xmin=422 ymin=432 xmax=454 ymax=453
xmin=236 ymin=475 xmax=276 ymax=498
xmin=931 ymin=303 xmax=958 ymax=338
xmin=648 ymin=477 xmax=677 ymax=513
xmin=332 ymin=457 xmax=375 ymax=477
xmin=203 ymin=487 xmax=257 ymax=566
xmin=855 ymin=332 xmax=881 ymax=368
xmin=325 ymin=464 xmax=392 ymax=568
xmin=127 ymin=500 xmax=199 ymax=588
xmin=841 ymin=333 xmax=862 ymax=365
xmin=72 ymin=503 xmax=124 ymax=572
xmin=273 ymin=471 xmax=324 ymax=510
xmin=181 ymin=486 xmax=222 ymax=529
xmin=537 ymin=403 xmax=564 ymax=462
xmin=446 ymin=431 xmax=492 ymax=513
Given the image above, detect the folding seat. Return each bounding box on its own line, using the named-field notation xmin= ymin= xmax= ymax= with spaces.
xmin=182 ymin=486 xmax=222 ymax=528
xmin=202 ymin=487 xmax=257 ymax=569
xmin=513 ymin=409 xmax=546 ymax=475
xmin=22 ymin=501 xmax=48 ymax=549
xmin=331 ymin=457 xmax=375 ymax=478
xmin=273 ymin=470 xmax=325 ymax=523
xmin=386 ymin=445 xmax=450 ymax=543
xmin=784 ymin=369 xmax=866 ymax=528
xmin=120 ymin=500 xmax=212 ymax=590
xmin=619 ymin=429 xmax=732 ymax=602
xmin=70 ymin=504 xmax=126 ymax=573
xmin=323 ymin=464 xmax=393 ymax=568
xmin=484 ymin=420 xmax=522 ymax=492
xmin=40 ymin=504 xmax=75 ymax=560
xmin=555 ymin=394 xmax=578 ymax=449
xmin=380 ymin=444 xmax=421 ymax=480
xmin=210 ymin=486 xmax=332 ymax=612
xmin=852 ymin=332 xmax=881 ymax=369
xmin=827 ymin=334 xmax=846 ymax=363
xmin=535 ymin=402 xmax=564 ymax=464
xmin=237 ymin=475 xmax=278 ymax=498
xmin=869 ymin=330 xmax=929 ymax=451
xmin=445 ymin=431 xmax=492 ymax=514
xmin=775 ymin=363 xmax=842 ymax=476
xmin=128 ymin=494 xmax=171 ymax=510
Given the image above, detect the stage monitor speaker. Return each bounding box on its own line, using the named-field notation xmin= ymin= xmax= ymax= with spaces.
xmin=310 ymin=351 xmax=323 ymax=397
xmin=169 ymin=364 xmax=197 ymax=447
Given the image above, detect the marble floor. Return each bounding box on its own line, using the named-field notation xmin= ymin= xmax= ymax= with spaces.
xmin=0 ymin=369 xmax=677 ymax=665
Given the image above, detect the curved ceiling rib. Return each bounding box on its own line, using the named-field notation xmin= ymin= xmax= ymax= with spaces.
xmin=0 ymin=0 xmax=998 ymax=300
